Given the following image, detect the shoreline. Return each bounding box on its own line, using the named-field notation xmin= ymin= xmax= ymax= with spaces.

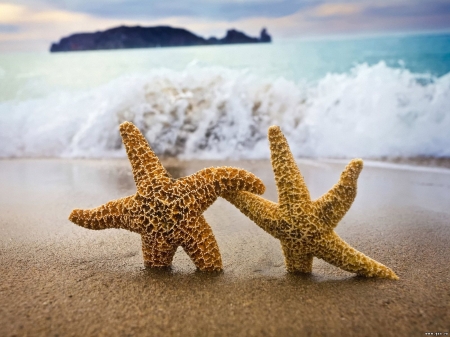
xmin=2 ymin=155 xmax=450 ymax=167
xmin=1 ymin=159 xmax=449 ymax=336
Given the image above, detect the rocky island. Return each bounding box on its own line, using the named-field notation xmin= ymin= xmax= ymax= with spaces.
xmin=50 ymin=25 xmax=271 ymax=52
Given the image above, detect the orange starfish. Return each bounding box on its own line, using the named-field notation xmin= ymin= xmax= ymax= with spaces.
xmin=69 ymin=122 xmax=265 ymax=271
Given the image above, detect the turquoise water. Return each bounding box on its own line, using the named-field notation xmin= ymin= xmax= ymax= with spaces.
xmin=0 ymin=33 xmax=449 ymax=158
xmin=2 ymin=33 xmax=449 ymax=101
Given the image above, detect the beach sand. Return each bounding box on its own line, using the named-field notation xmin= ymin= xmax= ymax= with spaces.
xmin=1 ymin=159 xmax=449 ymax=336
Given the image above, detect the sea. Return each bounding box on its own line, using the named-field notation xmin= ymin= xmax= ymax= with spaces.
xmin=0 ymin=32 xmax=449 ymax=159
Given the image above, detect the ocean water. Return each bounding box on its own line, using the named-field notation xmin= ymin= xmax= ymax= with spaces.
xmin=0 ymin=33 xmax=449 ymax=159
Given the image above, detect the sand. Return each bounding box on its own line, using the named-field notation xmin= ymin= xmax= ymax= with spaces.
xmin=0 ymin=159 xmax=449 ymax=336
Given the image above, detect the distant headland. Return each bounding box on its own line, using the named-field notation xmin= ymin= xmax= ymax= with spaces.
xmin=50 ymin=25 xmax=271 ymax=52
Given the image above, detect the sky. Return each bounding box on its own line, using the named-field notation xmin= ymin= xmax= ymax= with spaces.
xmin=1 ymin=0 xmax=450 ymax=51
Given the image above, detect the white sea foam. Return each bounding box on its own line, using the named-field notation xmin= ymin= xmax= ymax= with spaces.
xmin=1 ymin=62 xmax=449 ymax=159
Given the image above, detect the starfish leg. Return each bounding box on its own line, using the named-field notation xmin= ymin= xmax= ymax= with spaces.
xmin=69 ymin=196 xmax=141 ymax=233
xmin=175 ymin=167 xmax=265 ymax=218
xmin=281 ymin=243 xmax=314 ymax=273
xmin=316 ymin=232 xmax=399 ymax=279
xmin=141 ymin=232 xmax=178 ymax=268
xmin=119 ymin=122 xmax=171 ymax=196
xmin=178 ymin=216 xmax=223 ymax=271
xmin=222 ymin=191 xmax=282 ymax=239
xmin=314 ymin=159 xmax=363 ymax=228
xmin=268 ymin=126 xmax=312 ymax=216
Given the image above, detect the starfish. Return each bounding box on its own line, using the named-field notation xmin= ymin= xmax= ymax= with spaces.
xmin=223 ymin=126 xmax=398 ymax=279
xmin=69 ymin=122 xmax=265 ymax=271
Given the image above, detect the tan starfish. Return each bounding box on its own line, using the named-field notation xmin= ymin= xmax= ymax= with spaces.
xmin=223 ymin=126 xmax=398 ymax=279
xmin=69 ymin=122 xmax=265 ymax=271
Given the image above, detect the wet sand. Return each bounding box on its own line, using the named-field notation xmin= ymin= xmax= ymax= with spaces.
xmin=1 ymin=159 xmax=449 ymax=336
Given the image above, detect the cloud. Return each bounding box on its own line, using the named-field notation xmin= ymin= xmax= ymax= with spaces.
xmin=0 ymin=24 xmax=20 ymax=33
xmin=0 ymin=3 xmax=26 ymax=23
xmin=0 ymin=3 xmax=92 ymax=25
xmin=0 ymin=3 xmax=122 ymax=51
xmin=313 ymin=3 xmax=363 ymax=17
xmin=13 ymin=0 xmax=319 ymax=21
xmin=364 ymin=1 xmax=450 ymax=18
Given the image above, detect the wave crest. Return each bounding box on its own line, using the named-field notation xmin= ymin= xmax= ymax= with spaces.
xmin=1 ymin=62 xmax=449 ymax=159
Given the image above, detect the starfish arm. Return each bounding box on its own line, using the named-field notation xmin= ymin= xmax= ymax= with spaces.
xmin=268 ymin=126 xmax=311 ymax=216
xmin=178 ymin=215 xmax=223 ymax=271
xmin=68 ymin=196 xmax=142 ymax=233
xmin=222 ymin=191 xmax=283 ymax=238
xmin=281 ymin=243 xmax=314 ymax=273
xmin=141 ymin=232 xmax=178 ymax=268
xmin=174 ymin=167 xmax=265 ymax=218
xmin=313 ymin=159 xmax=363 ymax=228
xmin=119 ymin=122 xmax=170 ymax=196
xmin=315 ymin=232 xmax=399 ymax=279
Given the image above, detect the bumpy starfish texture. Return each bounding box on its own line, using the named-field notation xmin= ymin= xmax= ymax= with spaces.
xmin=223 ymin=126 xmax=398 ymax=279
xmin=69 ymin=122 xmax=265 ymax=271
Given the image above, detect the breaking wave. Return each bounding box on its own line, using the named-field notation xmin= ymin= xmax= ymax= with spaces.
xmin=1 ymin=62 xmax=449 ymax=159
